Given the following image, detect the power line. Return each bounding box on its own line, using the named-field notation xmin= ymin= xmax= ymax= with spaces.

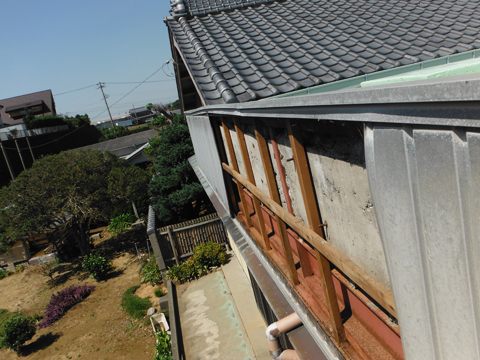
xmin=91 ymin=62 xmax=170 ymax=120
xmin=105 ymin=80 xmax=175 ymax=84
xmin=53 ymin=79 xmax=174 ymax=98
xmin=54 ymin=84 xmax=97 ymax=96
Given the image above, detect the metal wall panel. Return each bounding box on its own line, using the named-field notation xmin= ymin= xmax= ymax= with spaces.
xmin=187 ymin=115 xmax=230 ymax=213
xmin=365 ymin=124 xmax=480 ymax=360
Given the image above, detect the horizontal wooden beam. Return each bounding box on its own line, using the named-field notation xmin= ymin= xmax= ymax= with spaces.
xmin=222 ymin=162 xmax=397 ymax=318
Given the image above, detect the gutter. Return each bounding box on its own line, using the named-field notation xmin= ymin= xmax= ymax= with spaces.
xmin=184 ymin=73 xmax=480 ymax=128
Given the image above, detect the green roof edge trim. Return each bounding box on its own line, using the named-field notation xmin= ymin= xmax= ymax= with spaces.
xmin=272 ymin=49 xmax=480 ymax=99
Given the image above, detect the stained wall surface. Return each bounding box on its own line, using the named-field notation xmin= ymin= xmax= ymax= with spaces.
xmin=218 ymin=118 xmax=390 ymax=289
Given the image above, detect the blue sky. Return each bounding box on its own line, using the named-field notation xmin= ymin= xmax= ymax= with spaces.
xmin=0 ymin=0 xmax=177 ymax=122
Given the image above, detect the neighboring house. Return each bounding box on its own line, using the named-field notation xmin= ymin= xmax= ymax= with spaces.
xmin=165 ymin=1 xmax=480 ymax=360
xmin=0 ymin=90 xmax=56 ymax=127
xmin=93 ymin=114 xmax=133 ymax=129
xmin=76 ymin=129 xmax=157 ymax=165
xmin=129 ymin=106 xmax=156 ymax=124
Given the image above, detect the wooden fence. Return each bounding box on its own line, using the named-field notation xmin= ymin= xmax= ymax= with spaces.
xmin=156 ymin=213 xmax=228 ymax=264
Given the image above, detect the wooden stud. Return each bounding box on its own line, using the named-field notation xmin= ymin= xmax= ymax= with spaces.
xmin=212 ymin=117 xmax=238 ymax=213
xmin=222 ymin=120 xmax=253 ymax=228
xmin=286 ymin=119 xmax=346 ymax=343
xmin=221 ymin=162 xmax=396 ymax=319
xmin=253 ymin=119 xmax=299 ymax=285
xmin=234 ymin=119 xmax=271 ymax=251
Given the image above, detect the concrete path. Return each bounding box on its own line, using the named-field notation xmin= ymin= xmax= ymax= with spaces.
xmin=177 ymin=254 xmax=270 ymax=360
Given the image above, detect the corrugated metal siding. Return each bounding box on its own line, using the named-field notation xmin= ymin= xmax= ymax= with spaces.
xmin=186 ymin=115 xmax=230 ymax=213
xmin=365 ymin=124 xmax=480 ymax=360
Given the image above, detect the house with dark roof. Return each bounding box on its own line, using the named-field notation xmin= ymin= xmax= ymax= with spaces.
xmin=76 ymin=129 xmax=157 ymax=166
xmin=0 ymin=90 xmax=56 ymax=127
xmin=164 ymin=1 xmax=480 ymax=359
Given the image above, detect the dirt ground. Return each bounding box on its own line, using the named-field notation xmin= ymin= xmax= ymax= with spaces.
xmin=0 ymin=228 xmax=167 ymax=360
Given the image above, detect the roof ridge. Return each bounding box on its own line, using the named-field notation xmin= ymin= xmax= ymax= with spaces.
xmin=171 ymin=0 xmax=277 ymax=17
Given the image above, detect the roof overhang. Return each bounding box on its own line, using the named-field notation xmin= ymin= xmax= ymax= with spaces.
xmin=186 ymin=73 xmax=480 ymax=128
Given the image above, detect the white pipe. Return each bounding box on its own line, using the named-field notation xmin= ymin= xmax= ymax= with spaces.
xmin=266 ymin=313 xmax=302 ymax=360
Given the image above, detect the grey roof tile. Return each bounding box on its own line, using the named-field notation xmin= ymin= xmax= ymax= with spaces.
xmin=168 ymin=0 xmax=480 ymax=104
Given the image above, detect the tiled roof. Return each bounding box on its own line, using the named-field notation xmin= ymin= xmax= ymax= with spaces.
xmin=167 ymin=0 xmax=480 ymax=104
xmin=183 ymin=0 xmax=274 ymax=16
xmin=76 ymin=129 xmax=158 ymax=153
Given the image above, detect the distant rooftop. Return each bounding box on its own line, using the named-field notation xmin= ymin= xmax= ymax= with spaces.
xmin=76 ymin=129 xmax=158 ymax=154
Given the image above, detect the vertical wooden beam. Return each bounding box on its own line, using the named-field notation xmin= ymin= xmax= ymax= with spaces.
xmin=211 ymin=117 xmax=238 ymax=214
xmin=254 ymin=119 xmax=299 ymax=285
xmin=233 ymin=119 xmax=270 ymax=251
xmin=221 ymin=120 xmax=253 ymax=228
xmin=286 ymin=119 xmax=345 ymax=343
xmin=267 ymin=126 xmax=314 ymax=278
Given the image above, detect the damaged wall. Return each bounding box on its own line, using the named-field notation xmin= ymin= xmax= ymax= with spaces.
xmin=302 ymin=120 xmax=390 ymax=289
xmin=216 ymin=117 xmax=390 ymax=289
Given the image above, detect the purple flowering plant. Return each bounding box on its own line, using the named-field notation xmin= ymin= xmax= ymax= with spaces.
xmin=38 ymin=285 xmax=95 ymax=328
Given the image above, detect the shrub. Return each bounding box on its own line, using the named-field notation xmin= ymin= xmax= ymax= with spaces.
xmin=38 ymin=285 xmax=95 ymax=329
xmin=121 ymin=285 xmax=151 ymax=320
xmin=166 ymin=258 xmax=201 ymax=284
xmin=34 ymin=261 xmax=57 ymax=285
xmin=24 ymin=115 xmax=67 ymax=130
xmin=82 ymin=252 xmax=114 ymax=281
xmin=140 ymin=257 xmax=163 ymax=286
xmin=15 ymin=264 xmax=27 ymax=273
xmin=0 ymin=309 xmax=18 ymax=328
xmin=0 ymin=315 xmax=36 ymax=351
xmin=154 ymin=330 xmax=173 ymax=360
xmin=166 ymin=242 xmax=227 ymax=284
xmin=154 ymin=288 xmax=164 ymax=298
xmin=108 ymin=213 xmax=136 ymax=234
xmin=0 ymin=269 xmax=13 ymax=280
xmin=193 ymin=242 xmax=227 ymax=268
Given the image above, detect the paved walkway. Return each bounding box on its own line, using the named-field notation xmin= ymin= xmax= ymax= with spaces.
xmin=177 ymin=253 xmax=270 ymax=360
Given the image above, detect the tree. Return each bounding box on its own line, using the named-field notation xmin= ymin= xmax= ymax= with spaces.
xmin=0 ymin=150 xmax=150 ymax=255
xmin=63 ymin=114 xmax=91 ymax=128
xmin=147 ymin=120 xmax=210 ymax=225
xmin=146 ymin=102 xmax=175 ymax=122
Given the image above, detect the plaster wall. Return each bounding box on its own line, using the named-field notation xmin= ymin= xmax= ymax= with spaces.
xmin=304 ymin=123 xmax=390 ymax=289
xmin=217 ymin=118 xmax=389 ymax=289
xmin=227 ymin=123 xmax=248 ymax=179
xmin=243 ymin=124 xmax=270 ymax=197
xmin=268 ymin=128 xmax=309 ymax=226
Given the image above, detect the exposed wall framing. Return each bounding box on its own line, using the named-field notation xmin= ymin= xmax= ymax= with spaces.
xmin=211 ymin=115 xmax=403 ymax=360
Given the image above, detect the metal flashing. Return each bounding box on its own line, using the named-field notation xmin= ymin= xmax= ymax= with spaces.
xmin=185 ymin=73 xmax=480 ymax=128
xmin=189 ymin=154 xmax=342 ymax=360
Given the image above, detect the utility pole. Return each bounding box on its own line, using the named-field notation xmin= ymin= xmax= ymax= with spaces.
xmin=97 ymin=82 xmax=116 ymax=136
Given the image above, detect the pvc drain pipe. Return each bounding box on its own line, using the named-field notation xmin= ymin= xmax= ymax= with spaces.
xmin=266 ymin=312 xmax=302 ymax=360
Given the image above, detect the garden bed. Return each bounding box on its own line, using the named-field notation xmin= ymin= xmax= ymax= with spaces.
xmin=0 ymin=231 xmax=164 ymax=360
